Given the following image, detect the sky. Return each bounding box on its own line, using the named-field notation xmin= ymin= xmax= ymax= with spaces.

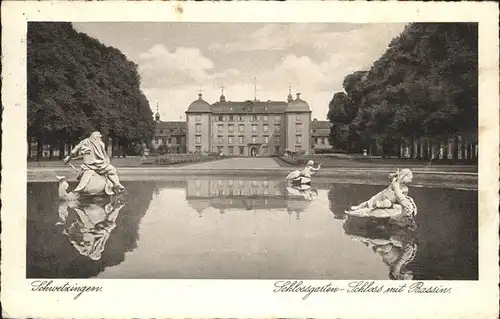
xmin=73 ymin=22 xmax=407 ymax=122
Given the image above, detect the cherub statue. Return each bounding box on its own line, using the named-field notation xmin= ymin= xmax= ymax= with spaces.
xmin=348 ymin=168 xmax=417 ymax=217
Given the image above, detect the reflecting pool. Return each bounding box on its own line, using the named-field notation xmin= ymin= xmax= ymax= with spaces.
xmin=27 ymin=177 xmax=478 ymax=280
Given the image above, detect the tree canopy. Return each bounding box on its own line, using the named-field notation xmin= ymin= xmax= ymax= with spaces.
xmin=327 ymin=23 xmax=478 ymax=157
xmin=28 ymin=22 xmax=155 ymax=158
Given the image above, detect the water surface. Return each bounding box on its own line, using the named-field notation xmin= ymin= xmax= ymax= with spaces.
xmin=26 ymin=177 xmax=478 ymax=280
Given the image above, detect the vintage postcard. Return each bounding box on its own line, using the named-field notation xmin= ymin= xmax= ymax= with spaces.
xmin=2 ymin=1 xmax=499 ymax=318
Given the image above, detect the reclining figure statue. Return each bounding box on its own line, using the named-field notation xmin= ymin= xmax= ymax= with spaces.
xmin=57 ymin=131 xmax=126 ymax=201
xmin=345 ymin=168 xmax=417 ymax=219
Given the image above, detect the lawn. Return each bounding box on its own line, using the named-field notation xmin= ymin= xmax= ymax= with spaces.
xmin=276 ymin=154 xmax=478 ymax=169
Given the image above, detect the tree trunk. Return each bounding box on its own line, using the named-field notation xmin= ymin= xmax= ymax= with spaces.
xmin=415 ymin=138 xmax=421 ymax=160
xmin=36 ymin=137 xmax=43 ymax=160
xmin=452 ymin=136 xmax=459 ymax=162
xmin=458 ymin=136 xmax=464 ymax=160
xmin=27 ymin=138 xmax=31 ymax=160
xmin=409 ymin=138 xmax=414 ymax=159
xmin=422 ymin=138 xmax=429 ymax=160
xmin=58 ymin=139 xmax=65 ymax=159
xmin=111 ymin=138 xmax=116 ymax=158
xmin=443 ymin=138 xmax=450 ymax=161
xmin=465 ymin=139 xmax=472 ymax=161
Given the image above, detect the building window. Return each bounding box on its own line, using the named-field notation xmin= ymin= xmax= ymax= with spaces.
xmin=196 ymin=124 xmax=201 ymax=133
xmin=252 ymin=136 xmax=258 ymax=143
xmin=263 ymin=136 xmax=269 ymax=144
xmin=196 ymin=146 xmax=201 ymax=153
xmin=195 ymin=135 xmax=201 ymax=144
xmin=295 ymin=145 xmax=302 ymax=152
xmin=159 ymin=130 xmax=164 ymax=134
xmin=252 ymin=115 xmax=258 ymax=122
xmin=276 ymin=136 xmax=281 ymax=144
xmin=320 ymin=138 xmax=324 ymax=144
xmin=296 ymin=123 xmax=302 ymax=132
xmin=315 ymin=138 xmax=318 ymax=144
xmin=274 ymin=124 xmax=281 ymax=132
xmin=252 ymin=124 xmax=258 ymax=132
xmin=275 ymin=146 xmax=280 ymax=153
xmin=154 ymin=138 xmax=159 ymax=144
xmin=263 ymin=124 xmax=269 ymax=132
xmin=218 ymin=124 xmax=224 ymax=133
xmin=263 ymin=146 xmax=268 ymax=154
xmin=228 ymin=146 xmax=234 ymax=155
xmin=295 ymin=115 xmax=301 ymax=122
xmin=238 ymin=136 xmax=244 ymax=144
xmin=275 ymin=115 xmax=281 ymax=121
xmin=238 ymin=124 xmax=245 ymax=132
xmin=229 ymin=115 xmax=234 ymax=121
xmin=238 ymin=115 xmax=244 ymax=122
xmin=228 ymin=124 xmax=234 ymax=132
xmin=195 ymin=114 xmax=201 ymax=122
xmin=228 ymin=136 xmax=234 ymax=144
xmin=296 ymin=135 xmax=302 ymax=144
xmin=239 ymin=146 xmax=245 ymax=155
xmin=217 ymin=136 xmax=223 ymax=144
xmin=171 ymin=137 xmax=176 ymax=144
xmin=218 ymin=146 xmax=223 ymax=153
xmin=263 ymin=115 xmax=268 ymax=121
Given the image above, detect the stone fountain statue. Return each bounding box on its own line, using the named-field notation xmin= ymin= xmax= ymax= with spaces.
xmin=345 ymin=168 xmax=417 ymax=220
xmin=57 ymin=131 xmax=126 ymax=201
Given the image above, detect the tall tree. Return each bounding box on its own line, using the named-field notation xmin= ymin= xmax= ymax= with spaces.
xmin=27 ymin=22 xmax=155 ymax=159
xmin=328 ymin=23 xmax=478 ymax=159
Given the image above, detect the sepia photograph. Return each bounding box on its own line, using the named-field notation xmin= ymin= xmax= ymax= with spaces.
xmin=26 ymin=21 xmax=478 ymax=281
xmin=2 ymin=1 xmax=498 ymax=318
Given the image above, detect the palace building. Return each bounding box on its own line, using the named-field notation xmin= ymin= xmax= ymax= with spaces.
xmin=185 ymin=89 xmax=312 ymax=156
xmin=151 ymin=105 xmax=187 ymax=154
xmin=310 ymin=119 xmax=333 ymax=151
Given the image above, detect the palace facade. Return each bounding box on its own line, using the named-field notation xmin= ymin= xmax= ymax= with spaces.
xmin=311 ymin=119 xmax=332 ymax=151
xmin=151 ymin=110 xmax=187 ymax=154
xmin=185 ymin=90 xmax=312 ymax=156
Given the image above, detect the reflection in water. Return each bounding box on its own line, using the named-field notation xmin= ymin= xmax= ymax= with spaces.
xmin=186 ymin=179 xmax=315 ymax=220
xmin=336 ymin=176 xmax=419 ymax=280
xmin=343 ymin=216 xmax=418 ymax=280
xmin=328 ymin=183 xmax=478 ymax=280
xmin=27 ymin=177 xmax=477 ymax=280
xmin=57 ymin=198 xmax=125 ymax=261
xmin=27 ymin=181 xmax=156 ymax=278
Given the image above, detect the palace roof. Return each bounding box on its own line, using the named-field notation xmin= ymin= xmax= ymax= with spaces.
xmin=155 ymin=121 xmax=186 ymax=136
xmin=210 ymin=100 xmax=289 ymax=114
xmin=186 ymin=94 xmax=211 ymax=113
xmin=311 ymin=119 xmax=331 ymax=137
xmin=286 ymin=93 xmax=311 ymax=112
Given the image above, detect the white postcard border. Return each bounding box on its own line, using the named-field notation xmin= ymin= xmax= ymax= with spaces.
xmin=2 ymin=1 xmax=499 ymax=318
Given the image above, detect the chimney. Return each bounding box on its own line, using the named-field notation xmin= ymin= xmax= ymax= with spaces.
xmin=313 ymin=118 xmax=318 ymax=121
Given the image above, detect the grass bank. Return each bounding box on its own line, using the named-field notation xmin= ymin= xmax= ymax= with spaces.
xmin=27 ymin=154 xmax=223 ymax=168
xmin=275 ymin=154 xmax=478 ymax=172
